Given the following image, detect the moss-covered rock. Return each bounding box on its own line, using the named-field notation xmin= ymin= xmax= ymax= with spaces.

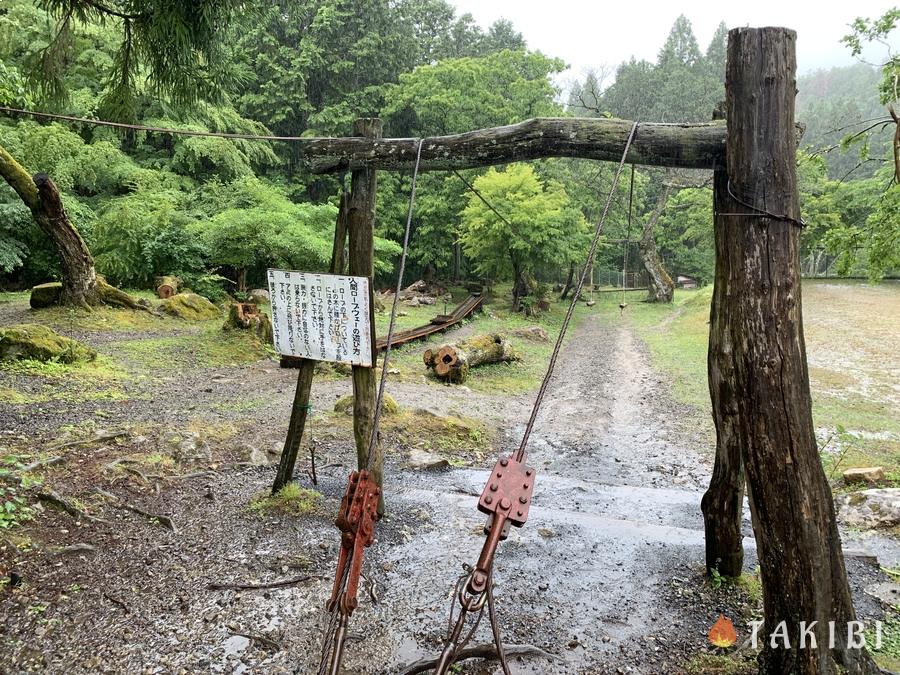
xmin=333 ymin=393 xmax=400 ymax=416
xmin=0 ymin=324 xmax=96 ymax=363
xmin=30 ymin=282 xmax=62 ymax=309
xmin=160 ymin=292 xmax=221 ymax=321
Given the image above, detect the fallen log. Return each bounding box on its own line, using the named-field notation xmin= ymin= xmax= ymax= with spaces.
xmin=424 ymin=333 xmax=517 ymax=383
xmin=304 ymin=117 xmax=726 ymax=173
xmin=155 ymin=275 xmax=180 ymax=299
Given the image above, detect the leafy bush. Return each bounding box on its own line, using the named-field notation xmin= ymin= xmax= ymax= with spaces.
xmin=0 ymin=455 xmax=32 ymax=529
xmin=91 ymin=189 xmax=207 ymax=288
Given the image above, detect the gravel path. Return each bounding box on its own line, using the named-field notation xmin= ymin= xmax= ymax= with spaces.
xmin=0 ymin=306 xmax=891 ymax=674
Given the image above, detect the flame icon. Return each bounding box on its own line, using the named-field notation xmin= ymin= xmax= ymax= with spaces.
xmin=708 ymin=614 xmax=737 ymax=648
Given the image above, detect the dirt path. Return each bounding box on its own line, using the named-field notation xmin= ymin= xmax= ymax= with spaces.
xmin=0 ymin=309 xmax=889 ymax=674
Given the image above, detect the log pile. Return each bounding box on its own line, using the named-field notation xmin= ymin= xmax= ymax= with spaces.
xmin=424 ymin=333 xmax=517 ymax=384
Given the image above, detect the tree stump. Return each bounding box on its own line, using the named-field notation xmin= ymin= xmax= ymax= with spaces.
xmin=224 ymin=302 xmax=273 ymax=343
xmin=424 ymin=333 xmax=517 ymax=383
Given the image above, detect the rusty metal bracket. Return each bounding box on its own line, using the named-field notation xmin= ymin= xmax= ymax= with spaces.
xmin=467 ymin=455 xmax=535 ymax=597
xmin=327 ymin=470 xmax=380 ymax=616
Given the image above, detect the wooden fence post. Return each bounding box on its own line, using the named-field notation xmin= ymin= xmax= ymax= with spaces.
xmin=348 ymin=118 xmax=384 ymax=513
xmin=715 ymin=27 xmax=877 ymax=673
xmin=272 ymin=195 xmax=350 ymax=493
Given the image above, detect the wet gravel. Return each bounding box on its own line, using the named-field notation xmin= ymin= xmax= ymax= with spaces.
xmin=0 ymin=306 xmax=894 ymax=674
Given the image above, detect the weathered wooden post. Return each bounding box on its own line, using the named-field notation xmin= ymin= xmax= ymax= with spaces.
xmin=711 ymin=27 xmax=877 ymax=673
xmin=348 ymin=118 xmax=384 ymax=513
xmin=271 ymin=196 xmax=350 ymax=493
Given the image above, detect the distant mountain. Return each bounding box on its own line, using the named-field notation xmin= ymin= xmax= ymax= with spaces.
xmin=796 ymin=63 xmax=892 ymax=179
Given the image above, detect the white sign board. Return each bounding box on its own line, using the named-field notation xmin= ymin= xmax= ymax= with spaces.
xmin=267 ymin=269 xmax=373 ymax=367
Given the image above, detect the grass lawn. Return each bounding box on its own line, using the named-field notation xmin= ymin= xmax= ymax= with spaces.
xmin=604 ymin=280 xmax=900 ymax=480
xmin=372 ymin=284 xmax=592 ymax=395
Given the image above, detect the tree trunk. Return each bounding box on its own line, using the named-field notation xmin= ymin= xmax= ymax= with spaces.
xmin=510 ymin=257 xmax=523 ymax=312
xmin=560 ymin=263 xmax=575 ymax=300
xmin=639 ymin=185 xmax=675 ymax=303
xmin=717 ymin=27 xmax=877 ymax=673
xmin=272 ymin=195 xmax=350 ymax=494
xmin=236 ymin=267 xmax=247 ymax=294
xmin=0 ymin=144 xmax=145 ymax=310
xmin=423 ymin=333 xmax=517 ymax=383
xmin=348 ymin=118 xmax=384 ymax=514
xmin=701 ymin=168 xmax=745 ymax=578
xmin=304 ymin=117 xmax=726 ymax=174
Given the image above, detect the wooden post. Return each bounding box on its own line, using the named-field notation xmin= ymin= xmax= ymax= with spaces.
xmin=700 ymin=167 xmax=744 ymax=577
xmin=715 ymin=28 xmax=877 ymax=673
xmin=271 ymin=196 xmax=350 ymax=494
xmin=348 ymin=118 xmax=384 ymax=513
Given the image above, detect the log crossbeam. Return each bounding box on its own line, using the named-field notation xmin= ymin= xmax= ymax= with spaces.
xmin=303 ymin=117 xmax=726 ymax=173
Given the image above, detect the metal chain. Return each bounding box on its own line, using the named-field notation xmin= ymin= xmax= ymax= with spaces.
xmin=365 ymin=138 xmax=425 ymax=471
xmin=515 ymin=122 xmax=639 ymax=461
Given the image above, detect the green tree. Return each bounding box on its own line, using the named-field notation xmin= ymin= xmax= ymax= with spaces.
xmin=656 ymin=187 xmax=714 ymax=285
xmin=459 ymin=164 xmax=588 ymax=310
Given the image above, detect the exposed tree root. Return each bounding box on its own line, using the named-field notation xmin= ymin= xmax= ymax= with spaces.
xmin=399 ymin=643 xmax=563 ymax=674
xmin=229 ymin=631 xmax=281 ymax=651
xmin=36 ymin=489 xmax=104 ymax=523
xmin=207 ymin=575 xmax=322 ymax=591
xmin=95 ymin=488 xmax=177 ymax=532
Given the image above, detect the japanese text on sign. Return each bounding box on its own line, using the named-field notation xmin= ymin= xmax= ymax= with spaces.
xmin=267 ymin=269 xmax=373 ymax=367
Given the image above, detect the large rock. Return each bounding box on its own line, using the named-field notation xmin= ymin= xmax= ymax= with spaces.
xmin=160 ymin=292 xmax=221 ymax=321
xmin=334 ymin=393 xmax=400 ymax=416
xmin=247 ymin=289 xmax=270 ymax=304
xmin=29 ymin=282 xmax=62 ymax=309
xmin=843 ymin=467 xmax=884 ymax=485
xmin=835 ymin=489 xmax=900 ymax=529
xmin=407 ymin=448 xmax=449 ymax=470
xmin=512 ymin=325 xmax=549 ymax=342
xmin=0 ymin=324 xmax=96 ymax=363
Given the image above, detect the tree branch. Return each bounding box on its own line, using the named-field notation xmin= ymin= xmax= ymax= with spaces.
xmin=0 ymin=143 xmax=39 ymax=210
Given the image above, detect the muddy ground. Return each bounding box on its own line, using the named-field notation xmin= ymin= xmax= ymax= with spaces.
xmin=0 ymin=303 xmax=894 ymax=674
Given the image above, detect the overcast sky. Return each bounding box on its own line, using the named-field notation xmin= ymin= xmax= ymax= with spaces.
xmin=451 ymin=0 xmax=894 ymax=87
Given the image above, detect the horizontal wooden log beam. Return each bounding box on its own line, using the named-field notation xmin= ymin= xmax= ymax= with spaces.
xmin=303 ymin=117 xmax=726 ymax=173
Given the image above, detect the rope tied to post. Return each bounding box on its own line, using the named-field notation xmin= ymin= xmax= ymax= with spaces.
xmin=430 ymin=122 xmax=641 ymax=674
xmin=316 ymin=138 xmax=425 ymax=675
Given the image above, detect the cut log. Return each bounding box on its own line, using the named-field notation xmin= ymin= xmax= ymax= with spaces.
xmin=155 ymin=275 xmax=180 ymax=299
xmin=424 ymin=333 xmax=517 ymax=384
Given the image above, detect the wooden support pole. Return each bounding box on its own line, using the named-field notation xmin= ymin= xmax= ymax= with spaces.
xmin=348 ymin=118 xmax=384 ymax=514
xmin=271 ymin=195 xmax=350 ymax=494
xmin=700 ymin=167 xmax=744 ymax=577
xmin=303 ymin=118 xmax=725 ymax=173
xmin=714 ymin=27 xmax=877 ymax=673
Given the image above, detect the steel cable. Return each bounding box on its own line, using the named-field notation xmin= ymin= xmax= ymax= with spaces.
xmin=515 ymin=121 xmax=640 ymax=461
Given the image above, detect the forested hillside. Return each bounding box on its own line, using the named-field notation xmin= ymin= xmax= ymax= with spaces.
xmin=0 ymin=1 xmax=896 ymax=303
